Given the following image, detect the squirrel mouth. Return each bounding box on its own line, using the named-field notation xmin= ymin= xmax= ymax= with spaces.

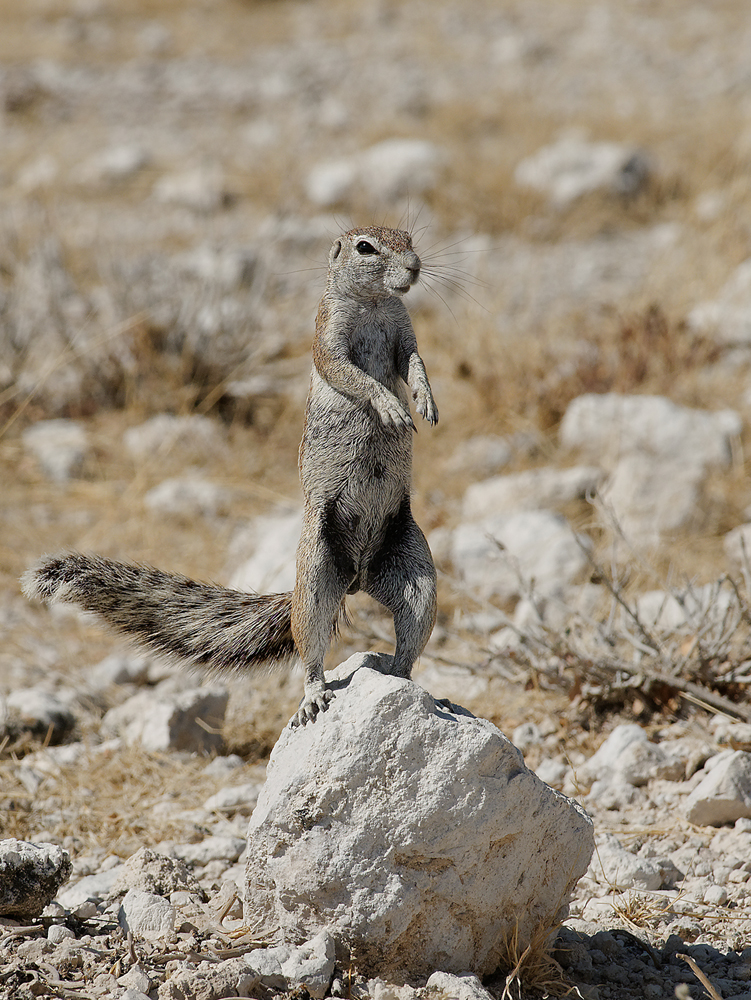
xmin=394 ymin=283 xmax=412 ymax=294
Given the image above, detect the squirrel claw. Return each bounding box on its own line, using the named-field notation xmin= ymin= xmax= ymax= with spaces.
xmin=290 ymin=686 xmax=334 ymax=727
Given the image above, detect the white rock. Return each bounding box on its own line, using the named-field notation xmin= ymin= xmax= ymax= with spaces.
xmin=88 ymin=652 xmax=151 ymax=687
xmin=635 ymin=582 xmax=736 ymax=632
xmin=5 ymin=688 xmax=76 ymax=742
xmin=244 ymin=931 xmax=336 ymax=999
xmin=110 ymin=848 xmax=202 ymax=897
xmin=704 ymin=884 xmax=728 ymax=906
xmin=579 ymin=724 xmax=683 ymax=789
xmin=123 ymin=414 xmax=224 ymax=460
xmin=119 ymin=888 xmax=175 ymax=941
xmin=688 ymin=259 xmax=751 ymax=344
xmin=153 ymin=166 xmax=228 ymax=212
xmin=144 ymin=474 xmax=230 ymax=519
xmin=560 ymin=393 xmax=741 ymax=468
xmin=203 ymin=782 xmax=260 ymax=815
xmin=228 ymin=510 xmax=302 ymax=594
xmin=600 ymin=452 xmax=705 ymax=543
xmin=724 ymin=524 xmax=751 ymax=569
xmin=426 ymin=971 xmax=495 ymax=1000
xmin=446 ymin=435 xmax=513 ymax=477
xmin=305 ymin=138 xmax=444 ymax=207
xmin=76 ymin=144 xmax=151 ymax=185
xmin=243 ymin=653 xmax=593 ymax=979
xmin=172 ymin=835 xmax=246 ymax=865
xmin=48 ymin=924 xmax=75 ymax=943
xmin=0 ymin=840 xmax=72 ymax=918
xmin=117 ymin=966 xmax=152 ymax=993
xmin=22 ymin=419 xmax=89 ymax=482
xmin=367 ymin=979 xmax=419 ymax=1000
xmin=100 ymin=686 xmax=228 ymax=753
xmin=514 ymin=135 xmax=649 ymax=206
xmin=156 ymin=956 xmax=258 ymax=1000
xmin=588 ymin=834 xmax=673 ymax=892
xmin=462 ymin=465 xmax=602 ymax=520
xmin=684 ymin=751 xmax=751 ymax=827
xmin=450 ymin=510 xmax=588 ymax=602
xmin=56 ymin=866 xmax=123 ymax=909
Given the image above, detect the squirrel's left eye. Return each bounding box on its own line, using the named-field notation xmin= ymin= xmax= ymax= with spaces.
xmin=355 ymin=240 xmax=377 ymax=255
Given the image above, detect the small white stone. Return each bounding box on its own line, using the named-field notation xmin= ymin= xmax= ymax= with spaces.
xmin=425 ymin=971 xmax=495 ymax=1000
xmin=47 ymin=923 xmax=75 ymax=943
xmin=704 ymin=884 xmax=729 ymax=906
xmin=118 ymin=888 xmax=175 ymax=941
xmin=22 ymin=419 xmax=89 ymax=482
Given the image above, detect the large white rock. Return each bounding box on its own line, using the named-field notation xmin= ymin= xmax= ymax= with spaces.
xmin=22 ymin=418 xmax=89 ymax=482
xmin=228 ymin=510 xmax=302 ymax=594
xmin=450 ymin=509 xmax=589 ymax=602
xmin=123 ymin=414 xmax=225 ymax=460
xmin=560 ymin=393 xmax=742 ymax=543
xmin=243 ymin=653 xmax=593 ymax=979
xmin=0 ymin=840 xmax=71 ymax=918
xmin=305 ymin=138 xmax=445 ymax=207
xmin=100 ymin=685 xmax=228 ymax=752
xmin=514 ymin=135 xmax=649 ymax=206
xmin=600 ymin=452 xmax=705 ymax=543
xmin=688 ymin=259 xmax=751 ymax=344
xmin=684 ymin=751 xmax=751 ymax=827
xmin=560 ymin=393 xmax=741 ymax=468
xmin=119 ymin=888 xmax=175 ymax=941
xmin=462 ymin=465 xmax=602 ymax=520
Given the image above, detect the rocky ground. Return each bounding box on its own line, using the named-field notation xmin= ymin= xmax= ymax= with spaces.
xmin=3 ymin=0 xmax=751 ymax=997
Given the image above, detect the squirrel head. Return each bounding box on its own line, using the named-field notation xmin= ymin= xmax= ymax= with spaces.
xmin=327 ymin=227 xmax=420 ymax=301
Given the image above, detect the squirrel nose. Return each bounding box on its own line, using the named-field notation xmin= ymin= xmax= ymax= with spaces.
xmin=405 ymin=251 xmax=420 ymax=279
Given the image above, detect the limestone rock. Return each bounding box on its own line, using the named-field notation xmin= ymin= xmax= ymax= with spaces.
xmin=144 ymin=474 xmax=230 ymax=519
xmin=306 ymin=138 xmax=444 ymax=206
xmin=588 ymin=834 xmax=682 ymax=892
xmin=110 ymin=848 xmax=203 ymax=898
xmin=514 ymin=135 xmax=649 ymax=206
xmin=724 ymin=523 xmax=751 ymax=569
xmin=462 ymin=465 xmax=602 ymax=519
xmin=56 ymin=867 xmax=123 ymax=910
xmin=5 ymin=688 xmax=76 ymax=743
xmin=243 ymin=653 xmax=593 ymax=979
xmin=157 ymin=957 xmax=259 ymax=1000
xmin=228 ymin=510 xmax=302 ymax=594
xmin=119 ymin=888 xmax=175 ymax=941
xmin=560 ymin=392 xmax=740 ymax=469
xmin=22 ymin=418 xmax=89 ymax=482
xmin=579 ymin=724 xmax=684 ymax=791
xmin=684 ymin=751 xmax=751 ymax=827
xmin=203 ymin=782 xmax=261 ymax=816
xmin=450 ymin=509 xmax=588 ymax=602
xmin=0 ymin=840 xmax=72 ymax=918
xmin=688 ymin=259 xmax=751 ymax=344
xmin=123 ymin=414 xmax=225 ymax=460
xmin=100 ymin=685 xmax=228 ymax=753
xmin=426 ymin=971 xmax=496 ymax=1000
xmin=445 ymin=434 xmax=513 ymax=477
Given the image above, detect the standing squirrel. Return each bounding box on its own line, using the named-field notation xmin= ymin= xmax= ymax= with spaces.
xmin=23 ymin=226 xmax=439 ymax=726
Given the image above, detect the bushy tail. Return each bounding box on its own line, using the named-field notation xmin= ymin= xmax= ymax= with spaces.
xmin=22 ymin=553 xmax=296 ymax=672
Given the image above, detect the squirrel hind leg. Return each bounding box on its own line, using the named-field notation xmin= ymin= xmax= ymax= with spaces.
xmin=362 ymin=513 xmax=437 ymax=679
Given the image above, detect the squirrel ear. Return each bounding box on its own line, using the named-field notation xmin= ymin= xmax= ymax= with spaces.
xmin=329 ymin=239 xmax=342 ymax=263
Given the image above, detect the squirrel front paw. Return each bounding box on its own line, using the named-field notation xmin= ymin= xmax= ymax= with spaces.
xmin=290 ymin=683 xmax=334 ymax=727
xmin=372 ymin=390 xmax=416 ymax=432
xmin=414 ymin=387 xmax=439 ymax=426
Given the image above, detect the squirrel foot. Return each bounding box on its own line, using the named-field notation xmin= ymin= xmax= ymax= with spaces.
xmin=290 ymin=684 xmax=334 ymax=727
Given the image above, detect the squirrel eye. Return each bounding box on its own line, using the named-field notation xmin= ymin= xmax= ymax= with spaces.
xmin=355 ymin=240 xmax=377 ymax=255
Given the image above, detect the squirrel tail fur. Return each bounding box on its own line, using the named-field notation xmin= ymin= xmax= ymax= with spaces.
xmin=22 ymin=552 xmax=297 ymax=672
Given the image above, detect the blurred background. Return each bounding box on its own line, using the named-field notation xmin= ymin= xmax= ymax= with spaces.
xmin=3 ymin=0 xmax=751 ymax=843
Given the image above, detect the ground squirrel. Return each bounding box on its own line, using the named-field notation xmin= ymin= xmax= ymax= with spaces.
xmin=23 ymin=226 xmax=439 ymax=726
